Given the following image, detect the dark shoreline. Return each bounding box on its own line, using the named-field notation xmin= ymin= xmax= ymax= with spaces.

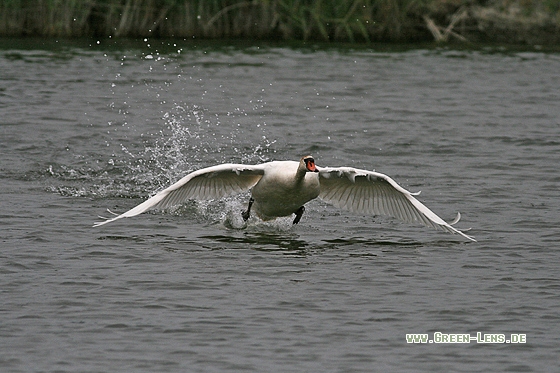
xmin=2 ymin=36 xmax=558 ymax=55
xmin=0 ymin=1 xmax=558 ymax=46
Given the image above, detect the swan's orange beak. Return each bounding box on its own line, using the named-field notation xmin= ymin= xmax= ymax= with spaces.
xmin=305 ymin=158 xmax=318 ymax=172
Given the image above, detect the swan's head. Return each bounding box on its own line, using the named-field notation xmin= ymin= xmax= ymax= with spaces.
xmin=302 ymin=155 xmax=319 ymax=172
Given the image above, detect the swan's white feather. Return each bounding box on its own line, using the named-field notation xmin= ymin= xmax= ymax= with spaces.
xmin=93 ymin=163 xmax=264 ymax=227
xmin=94 ymin=158 xmax=475 ymax=241
xmin=316 ymin=166 xmax=476 ymax=241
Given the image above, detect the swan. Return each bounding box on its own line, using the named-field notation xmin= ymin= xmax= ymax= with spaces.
xmin=94 ymin=155 xmax=475 ymax=241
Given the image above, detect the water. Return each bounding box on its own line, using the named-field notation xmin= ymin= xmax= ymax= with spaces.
xmin=1 ymin=38 xmax=560 ymax=372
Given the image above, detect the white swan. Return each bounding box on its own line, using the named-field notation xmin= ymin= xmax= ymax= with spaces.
xmin=94 ymin=156 xmax=475 ymax=241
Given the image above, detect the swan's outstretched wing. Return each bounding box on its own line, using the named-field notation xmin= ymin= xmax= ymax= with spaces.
xmin=94 ymin=163 xmax=265 ymax=227
xmin=317 ymin=166 xmax=475 ymax=241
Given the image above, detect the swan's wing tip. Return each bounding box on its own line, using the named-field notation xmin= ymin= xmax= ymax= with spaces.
xmin=106 ymin=209 xmax=119 ymax=216
xmin=460 ymin=231 xmax=477 ymax=242
xmin=446 ymin=212 xmax=476 ymax=241
xmin=93 ymin=210 xmax=126 ymax=227
xmin=93 ymin=219 xmax=112 ymax=227
xmin=92 ymin=209 xmax=121 ymax=227
xmin=450 ymin=212 xmax=461 ymax=226
xmin=464 ymin=235 xmax=477 ymax=242
xmin=93 ymin=218 xmax=122 ymax=227
xmin=452 ymin=226 xmax=477 ymax=242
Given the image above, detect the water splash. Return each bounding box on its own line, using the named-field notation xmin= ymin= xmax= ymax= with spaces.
xmin=47 ymin=103 xmax=280 ymax=226
xmin=167 ymin=195 xmax=295 ymax=232
xmin=118 ymin=104 xmax=277 ymax=192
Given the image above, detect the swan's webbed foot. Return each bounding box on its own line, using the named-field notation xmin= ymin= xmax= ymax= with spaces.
xmin=293 ymin=206 xmax=305 ymax=225
xmin=242 ymin=198 xmax=254 ymax=221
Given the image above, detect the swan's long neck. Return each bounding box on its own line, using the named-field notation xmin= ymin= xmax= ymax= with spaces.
xmin=295 ymin=162 xmax=309 ymax=183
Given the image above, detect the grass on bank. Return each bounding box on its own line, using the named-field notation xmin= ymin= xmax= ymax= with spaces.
xmin=0 ymin=0 xmax=559 ymax=43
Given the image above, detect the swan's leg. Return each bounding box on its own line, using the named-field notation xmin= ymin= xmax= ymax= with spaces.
xmin=293 ymin=206 xmax=305 ymax=225
xmin=242 ymin=198 xmax=254 ymax=221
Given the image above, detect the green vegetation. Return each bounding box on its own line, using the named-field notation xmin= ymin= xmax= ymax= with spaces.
xmin=0 ymin=0 xmax=558 ymax=44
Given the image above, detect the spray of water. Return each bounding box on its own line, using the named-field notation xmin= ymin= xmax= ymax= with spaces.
xmin=119 ymin=104 xmax=277 ymax=191
xmin=47 ymin=103 xmax=285 ymax=229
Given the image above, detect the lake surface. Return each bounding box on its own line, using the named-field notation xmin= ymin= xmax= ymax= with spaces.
xmin=1 ymin=38 xmax=559 ymax=372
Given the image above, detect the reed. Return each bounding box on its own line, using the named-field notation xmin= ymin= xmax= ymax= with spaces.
xmin=0 ymin=0 xmax=558 ymax=43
